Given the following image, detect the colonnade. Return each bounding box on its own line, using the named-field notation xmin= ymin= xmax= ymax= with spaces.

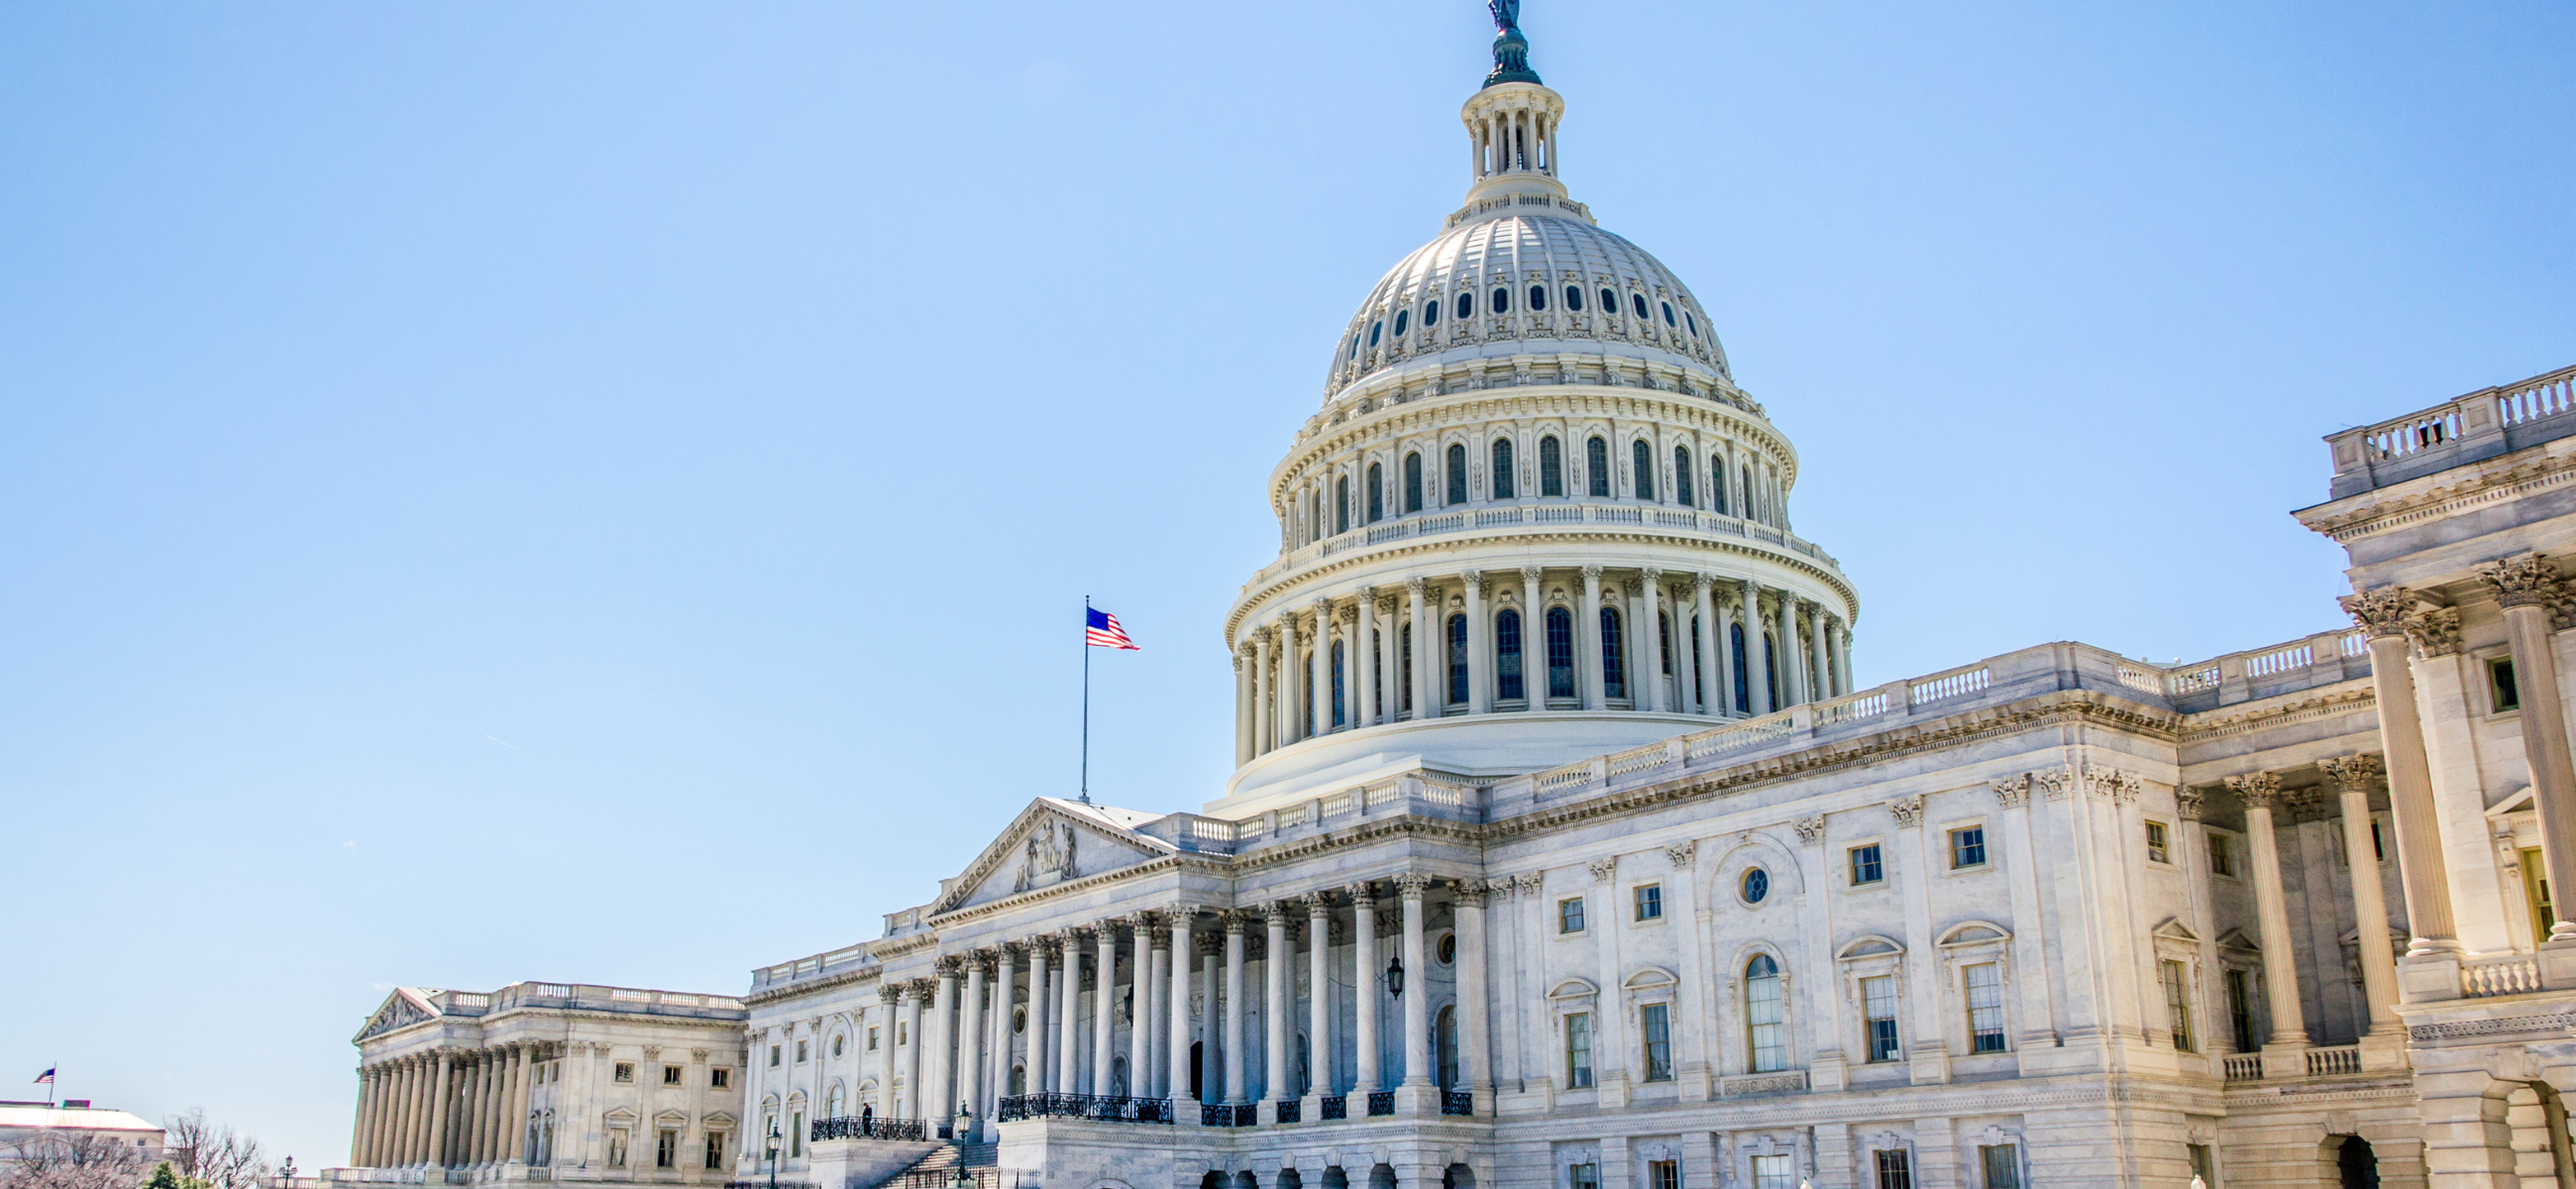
xmin=893 ymin=876 xmax=1487 ymax=1134
xmin=1236 ymin=569 xmax=1853 ymax=763
xmin=350 ymin=1042 xmax=544 ymax=1168
xmin=2204 ymin=762 xmax=2402 ymax=1064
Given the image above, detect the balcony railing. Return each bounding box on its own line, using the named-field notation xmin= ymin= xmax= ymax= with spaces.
xmin=2307 ymin=1045 xmax=2362 ymax=1077
xmin=1441 ymin=1091 xmax=1473 ymax=1117
xmin=1320 ymin=1095 xmax=1347 ymax=1121
xmin=2462 ymin=953 xmax=2543 ymax=998
xmin=2325 ymin=364 xmax=2576 ymax=498
xmin=809 ymin=1116 xmax=929 ymax=1142
xmin=994 ymin=1094 xmax=1173 ymax=1125
xmin=1199 ymin=1104 xmax=1254 ymax=1128
xmin=2222 ymin=1053 xmax=2265 ymax=1083
xmin=1366 ymin=1092 xmax=1394 ymax=1118
xmin=1274 ymin=1100 xmax=1302 ymax=1124
xmin=1249 ymin=501 xmax=1843 ymax=593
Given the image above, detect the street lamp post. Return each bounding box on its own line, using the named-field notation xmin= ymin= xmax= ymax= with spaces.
xmin=764 ymin=1123 xmax=781 ymax=1189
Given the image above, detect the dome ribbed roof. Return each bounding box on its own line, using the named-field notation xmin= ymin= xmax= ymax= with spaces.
xmin=1325 ymin=208 xmax=1732 ymax=402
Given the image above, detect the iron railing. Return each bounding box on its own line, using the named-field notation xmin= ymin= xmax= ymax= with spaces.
xmin=1320 ymin=1095 xmax=1347 ymax=1121
xmin=1366 ymin=1092 xmax=1394 ymax=1118
xmin=809 ymin=1117 xmax=929 ymax=1142
xmin=1200 ymin=1104 xmax=1255 ymax=1128
xmin=993 ymin=1094 xmax=1174 ymax=1125
xmin=1274 ymin=1100 xmax=1302 ymax=1124
xmin=725 ymin=1183 xmax=817 ymax=1189
xmin=884 ymin=1171 xmax=1031 ymax=1189
xmin=1442 ymin=1091 xmax=1473 ymax=1117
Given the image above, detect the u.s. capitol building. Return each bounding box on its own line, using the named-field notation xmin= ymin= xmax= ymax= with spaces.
xmin=324 ymin=11 xmax=2576 ymax=1189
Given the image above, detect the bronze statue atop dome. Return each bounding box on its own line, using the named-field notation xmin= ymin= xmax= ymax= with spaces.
xmin=1483 ymin=0 xmax=1541 ymax=87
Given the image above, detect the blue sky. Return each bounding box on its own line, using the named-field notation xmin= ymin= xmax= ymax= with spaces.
xmin=3 ymin=0 xmax=2569 ymax=1166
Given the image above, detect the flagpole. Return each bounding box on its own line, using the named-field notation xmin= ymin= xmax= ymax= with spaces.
xmin=1081 ymin=595 xmax=1091 ymax=806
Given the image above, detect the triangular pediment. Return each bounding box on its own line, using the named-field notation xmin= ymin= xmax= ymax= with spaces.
xmin=355 ymin=988 xmax=443 ymax=1042
xmin=934 ymin=799 xmax=1174 ymax=914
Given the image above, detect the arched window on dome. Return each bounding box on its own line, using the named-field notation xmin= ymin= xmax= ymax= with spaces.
xmin=1600 ymin=607 xmax=1627 ymax=702
xmin=1712 ymin=457 xmax=1729 ymax=515
xmin=1455 ymin=291 xmax=1474 ymax=321
xmin=1495 ymin=608 xmax=1524 ymax=703
xmin=1674 ymin=446 xmax=1695 ymax=507
xmin=1741 ymin=465 xmax=1756 ymax=521
xmin=1369 ymin=320 xmax=1382 ymax=347
xmin=1491 ymin=286 xmax=1510 ymax=314
xmin=1600 ymin=287 xmax=1617 ymax=315
xmin=1586 ymin=436 xmax=1611 ymax=497
xmin=1490 ymin=438 xmax=1515 ymax=500
xmin=1331 ymin=640 xmax=1345 ymax=729
xmin=1399 ymin=621 xmax=1414 ymax=715
xmin=1347 ymin=334 xmax=1359 ymax=361
xmin=1545 ymin=605 xmax=1575 ymax=700
xmin=1335 ymin=475 xmax=1350 ymax=535
xmin=1529 ymin=284 xmax=1548 ymax=312
xmin=1366 ymin=463 xmax=1384 ymax=523
xmin=1746 ymin=955 xmax=1786 ymax=1072
xmin=1731 ymin=621 xmax=1751 ymax=711
xmin=1539 ymin=435 xmax=1563 ymax=497
xmin=1447 ymin=614 xmax=1470 ymax=706
xmin=1424 ymin=297 xmax=1440 ymax=328
xmin=1659 ymin=610 xmax=1675 ymax=694
xmin=1564 ymin=285 xmax=1583 ymax=312
xmin=1446 ymin=444 xmax=1468 ymax=505
xmin=1763 ymin=630 xmax=1781 ymax=713
xmin=1662 ymin=300 xmax=1677 ymax=327
xmin=1393 ymin=308 xmax=1409 ymax=337
xmin=1405 ymin=452 xmax=1425 ymax=513
xmin=1684 ymin=312 xmax=1699 ymax=338
xmin=1632 ymin=439 xmax=1657 ymax=501
xmin=1631 ymin=292 xmax=1650 ymax=319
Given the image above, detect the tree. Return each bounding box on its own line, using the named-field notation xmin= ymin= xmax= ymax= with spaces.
xmin=158 ymin=1112 xmax=266 ymax=1189
xmin=1 ymin=1131 xmax=150 ymax=1189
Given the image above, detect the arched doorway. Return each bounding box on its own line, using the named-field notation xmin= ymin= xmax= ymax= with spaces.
xmin=1280 ymin=1170 xmax=1304 ymax=1189
xmin=1367 ymin=1166 xmax=1396 ymax=1189
xmin=1444 ymin=1166 xmax=1476 ymax=1189
xmin=2334 ymin=1136 xmax=2380 ymax=1189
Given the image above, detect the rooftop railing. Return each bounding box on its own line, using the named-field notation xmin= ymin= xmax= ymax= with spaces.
xmin=1243 ymin=502 xmax=1841 ymax=594
xmin=2325 ymin=364 xmax=2576 ymax=499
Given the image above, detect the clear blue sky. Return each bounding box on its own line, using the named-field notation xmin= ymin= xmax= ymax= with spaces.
xmin=4 ymin=0 xmax=2568 ymax=1166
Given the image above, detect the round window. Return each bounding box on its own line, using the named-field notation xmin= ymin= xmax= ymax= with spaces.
xmin=1741 ymin=867 xmax=1771 ymax=905
xmin=1437 ymin=932 xmax=1457 ymax=965
xmin=1013 ymin=1007 xmax=1026 ymax=1034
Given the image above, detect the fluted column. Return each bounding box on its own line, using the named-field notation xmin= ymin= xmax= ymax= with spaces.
xmin=2225 ymin=773 xmax=2309 ymax=1057
xmin=1464 ymin=572 xmax=1491 ymax=713
xmin=1456 ymin=881 xmax=1490 ymax=1108
xmin=959 ymin=955 xmax=988 ymax=1127
xmin=1166 ymin=913 xmax=1194 ymax=1103
xmin=1091 ymin=924 xmax=1118 ymax=1095
xmin=462 ymin=1051 xmax=486 ymax=1166
xmin=1026 ymin=942 xmax=1053 ymax=1099
xmin=1234 ymin=647 xmax=1254 ymax=764
xmin=1263 ymin=902 xmax=1291 ymax=1109
xmin=2320 ymin=755 xmax=2401 ymax=1033
xmin=426 ymin=1051 xmax=455 ymax=1169
xmin=1054 ymin=931 xmax=1082 ymax=1094
xmin=1641 ymin=569 xmax=1667 ymax=711
xmin=1578 ymin=567 xmax=1604 ymax=709
xmin=1141 ymin=919 xmax=1166 ymax=1098
xmin=350 ymin=1066 xmax=375 ymax=1166
xmin=1198 ymin=932 xmax=1224 ymax=1103
xmin=1349 ymin=882 xmax=1381 ymax=1092
xmin=1280 ymin=615 xmax=1303 ymax=744
xmin=1355 ymin=586 xmax=1378 ymax=726
xmin=1378 ymin=596 xmax=1400 ymax=722
xmin=390 ymin=1057 xmax=416 ymax=1164
xmin=2340 ymin=589 xmax=2462 ymax=953
xmin=2482 ymin=557 xmax=2576 ymax=943
xmin=410 ymin=1054 xmax=432 ymax=1165
xmin=1521 ymin=567 xmax=1546 ymax=708
xmin=1833 ymin=619 xmax=1854 ymax=695
xmin=928 ymin=958 xmax=961 ymax=1125
xmin=1305 ymin=599 xmax=1329 ymax=733
xmin=1775 ymin=593 xmax=1805 ymax=705
xmin=1398 ymin=875 xmax=1433 ymax=1092
xmin=1407 ymin=578 xmax=1433 ymax=719
xmin=507 ymin=1045 xmax=531 ymax=1164
xmin=480 ymin=1049 xmax=500 ymax=1164
xmin=1303 ymin=893 xmax=1333 ymax=1104
xmin=902 ymin=982 xmax=927 ymax=1116
xmin=998 ymin=945 xmax=1020 ymax=1112
xmin=1253 ymin=632 xmax=1275 ymax=755
xmin=1741 ymin=579 xmax=1771 ymax=713
xmin=1127 ymin=913 xmax=1153 ymax=1095
xmin=1807 ymin=603 xmax=1831 ymax=698
xmin=1695 ymin=575 xmax=1723 ymax=715
xmin=1224 ymin=913 xmax=1249 ymax=1105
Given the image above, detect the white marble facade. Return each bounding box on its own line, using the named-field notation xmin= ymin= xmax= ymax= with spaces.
xmin=332 ymin=12 xmax=2576 ymax=1189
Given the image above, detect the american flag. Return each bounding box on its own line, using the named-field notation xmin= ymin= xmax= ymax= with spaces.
xmin=1085 ymin=607 xmax=1139 ymax=650
xmin=34 ymin=1068 xmax=54 ymax=1085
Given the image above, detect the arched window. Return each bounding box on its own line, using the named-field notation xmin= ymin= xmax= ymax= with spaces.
xmin=1491 ymin=438 xmax=1516 ymax=499
xmin=1369 ymin=320 xmax=1382 ymax=346
xmin=1491 ymin=286 xmax=1510 ymax=314
xmin=1529 ymin=284 xmax=1548 ymax=311
xmin=1600 ymin=607 xmax=1627 ymax=701
xmin=1436 ymin=1006 xmax=1459 ymax=1090
xmin=1742 ymin=465 xmax=1756 ymax=520
xmin=1539 ymin=435 xmax=1563 ymax=496
xmin=1631 ymin=292 xmax=1650 ymax=319
xmin=1660 ymin=610 xmax=1674 ymax=681
xmin=1347 ymin=335 xmax=1359 ymax=360
xmin=1331 ymin=640 xmax=1346 ymax=728
xmin=1599 ymin=286 xmax=1617 ymax=313
xmin=1586 ymin=436 xmax=1611 ymax=496
xmin=1684 ymin=312 xmax=1699 ymax=338
xmin=1447 ymin=613 xmax=1470 ymax=705
xmin=1546 ymin=606 xmax=1575 ymax=699
xmin=1747 ymin=955 xmax=1786 ymax=1072
xmin=1661 ymin=300 xmax=1676 ymax=327
xmin=1731 ymin=621 xmax=1751 ymax=712
xmin=1366 ymin=463 xmax=1384 ymax=523
xmin=1393 ymin=308 xmax=1410 ymax=337
xmin=1399 ymin=622 xmax=1414 ymax=713
xmin=1335 ymin=475 xmax=1350 ymax=534
xmin=1446 ymin=443 xmax=1468 ymax=505
xmin=1633 ymin=439 xmax=1656 ymax=501
xmin=1674 ymin=446 xmax=1694 ymax=506
xmin=1564 ymin=285 xmax=1583 ymax=312
xmin=1764 ymin=631 xmax=1780 ymax=713
xmin=1713 ymin=459 xmax=1729 ymax=514
xmin=827 ymin=1085 xmax=844 ymax=1119
xmin=1496 ymin=608 xmax=1524 ymax=702
xmin=1424 ymin=298 xmax=1440 ymax=328
xmin=1455 ymin=291 xmax=1474 ymax=320
xmin=1405 ymin=453 xmax=1425 ymax=513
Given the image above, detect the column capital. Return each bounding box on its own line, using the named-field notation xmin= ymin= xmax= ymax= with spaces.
xmin=1692 ymin=571 xmax=1714 ymax=592
xmin=1127 ymin=909 xmax=1157 ymax=930
xmin=1344 ymin=880 xmax=1378 ymax=908
xmin=970 ymin=950 xmax=998 ymax=976
xmin=1991 ymin=773 xmax=2031 ymax=807
xmin=1394 ymin=872 xmax=1433 ymax=900
xmin=2225 ymin=771 xmax=2284 ymax=808
xmin=1520 ymin=565 xmax=1544 ymax=583
xmin=2175 ymin=783 xmax=2205 ymax=821
xmin=2407 ymin=605 xmax=2464 ymax=656
xmin=1060 ymin=924 xmax=1090 ymax=946
xmin=879 ymin=983 xmax=903 ymax=1005
xmin=2318 ymin=753 xmax=2385 ymax=794
xmin=2478 ymin=554 xmax=2565 ymax=609
xmin=1580 ymin=565 xmax=1603 ymax=581
xmin=1454 ymin=879 xmax=1491 ymax=907
xmin=1030 ymin=935 xmax=1061 ymax=960
xmin=1222 ymin=909 xmax=1251 ymax=934
xmin=1463 ymin=569 xmax=1486 ymax=591
xmin=1149 ymin=922 xmax=1171 ymax=947
xmin=2339 ymin=587 xmax=2417 ymax=637
xmin=1514 ymin=870 xmax=1545 ymax=895
xmin=1355 ymin=584 xmax=1377 ymax=600
xmin=1406 ymin=575 xmax=1428 ymax=594
xmin=933 ymin=955 xmax=964 ymax=978
xmin=1260 ymin=900 xmax=1294 ymax=925
xmin=1642 ymin=567 xmax=1664 ymax=583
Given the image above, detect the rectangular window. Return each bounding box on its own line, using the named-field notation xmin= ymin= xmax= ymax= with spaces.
xmin=789 ymin=1113 xmax=804 ymax=1158
xmin=2225 ymin=968 xmax=2256 ymax=1053
xmin=1564 ymin=1011 xmax=1594 ymax=1088
xmin=867 ymin=1027 xmax=879 ymax=1051
xmin=2188 ymin=1143 xmax=2215 ymax=1189
xmin=1641 ymin=1003 xmax=1672 ymax=1081
xmin=2525 ymin=846 xmax=2557 ymax=941
xmin=769 ymin=1045 xmax=781 ymax=1068
xmin=796 ymin=1039 xmax=809 ymax=1063
xmin=1863 ymin=975 xmax=1901 ymax=1061
xmin=2162 ymin=959 xmax=2196 ymax=1052
xmin=1751 ymin=1156 xmax=1792 ymax=1189
xmin=1650 ymin=1161 xmax=1679 ymax=1189
xmin=1560 ymin=897 xmax=1587 ymax=933
xmin=1747 ymin=964 xmax=1786 ymax=1072
xmin=656 ymin=1130 xmax=678 ymax=1170
xmin=706 ymin=1133 xmax=726 ymax=1171
xmin=607 ymin=1129 xmax=630 ymax=1168
xmin=1950 ymin=826 xmax=1986 ymax=869
xmin=898 ymin=1023 xmax=909 ymax=1045
xmin=1634 ymin=885 xmax=1663 ymax=921
xmin=2147 ymin=820 xmax=2171 ymax=864
xmin=663 ymin=1065 xmax=683 ymax=1086
xmin=2208 ymin=832 xmax=2235 ymax=877
xmin=1570 ymin=1165 xmax=1601 ymax=1189
xmin=1876 ymin=1150 xmax=1913 ymax=1189
xmin=1850 ymin=843 xmax=1884 ymax=886
xmin=614 ymin=1062 xmax=636 ymax=1084
xmin=1965 ymin=962 xmax=2006 ymax=1053
xmin=710 ymin=1067 xmax=729 ymax=1088
xmin=2370 ymin=817 xmax=2387 ymax=861
xmin=1981 ymin=1145 xmax=2021 ymax=1189
xmin=2492 ymin=656 xmax=2522 ymax=712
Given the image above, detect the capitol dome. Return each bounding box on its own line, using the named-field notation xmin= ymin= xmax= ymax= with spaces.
xmin=1214 ymin=12 xmax=1855 ymax=815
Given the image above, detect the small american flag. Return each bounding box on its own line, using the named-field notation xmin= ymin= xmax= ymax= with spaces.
xmin=34 ymin=1068 xmax=54 ymax=1085
xmin=1085 ymin=607 xmax=1139 ymax=650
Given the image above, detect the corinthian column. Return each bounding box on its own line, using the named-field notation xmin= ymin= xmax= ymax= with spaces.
xmin=1355 ymin=586 xmax=1378 ymax=726
xmin=1302 ymin=893 xmax=1334 ymax=1110
xmin=1349 ymin=883 xmax=1381 ymax=1094
xmin=1455 ymin=880 xmax=1491 ymax=1111
xmin=1521 ymin=567 xmax=1546 ymax=709
xmin=1578 ymin=567 xmax=1604 ymax=709
xmin=1641 ymin=569 xmax=1667 ymax=711
xmin=2339 ymin=588 xmax=2462 ymax=955
xmin=928 ymin=957 xmax=960 ymax=1125
xmin=1397 ymin=875 xmax=1433 ymax=1096
xmin=1694 ymin=574 xmax=1722 ymax=715
xmin=1054 ymin=932 xmax=1082 ymax=1095
xmin=1407 ymin=578 xmax=1432 ymax=719
xmin=2481 ymin=556 xmax=2576 ymax=946
xmin=425 ymin=1052 xmax=455 ymax=1169
xmin=1280 ymin=615 xmax=1303 ymax=745
xmin=1091 ymin=924 xmax=1118 ymax=1096
xmin=1223 ymin=913 xmax=1249 ymax=1106
xmin=1128 ymin=913 xmax=1154 ymax=1096
xmin=958 ymin=955 xmax=987 ymax=1128
xmin=1166 ymin=912 xmax=1194 ymax=1104
xmin=2225 ymin=773 xmax=2309 ymax=1064
xmin=2320 ymin=755 xmax=2400 ymax=1037
xmin=1253 ymin=631 xmax=1275 ymax=755
xmin=1310 ymin=599 xmax=1333 ymax=734
xmin=1263 ymin=902 xmax=1291 ymax=1111
xmin=1741 ymin=580 xmax=1771 ymax=713
xmin=1464 ymin=573 xmax=1491 ymax=714
xmin=1235 ymin=646 xmax=1255 ymax=764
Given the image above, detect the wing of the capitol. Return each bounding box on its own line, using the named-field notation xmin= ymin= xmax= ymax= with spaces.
xmin=325 ymin=13 xmax=2576 ymax=1189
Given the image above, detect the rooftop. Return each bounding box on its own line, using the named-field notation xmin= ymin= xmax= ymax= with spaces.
xmin=2323 ymin=363 xmax=2576 ymax=499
